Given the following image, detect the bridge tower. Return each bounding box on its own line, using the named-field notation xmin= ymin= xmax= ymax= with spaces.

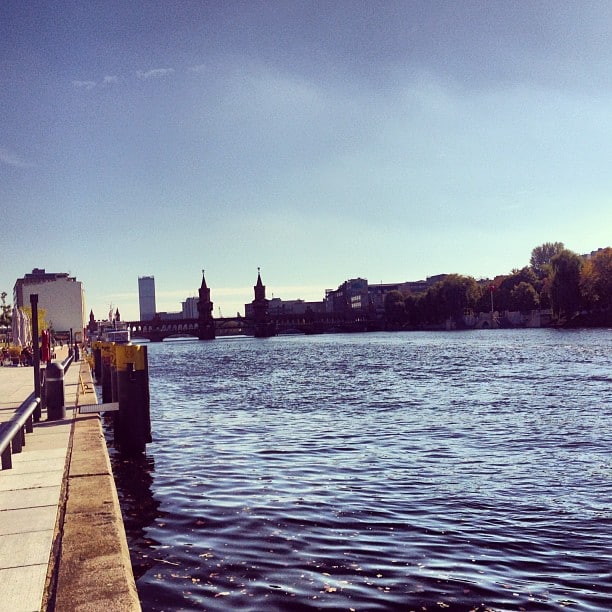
xmin=87 ymin=310 xmax=97 ymax=335
xmin=197 ymin=270 xmax=215 ymax=340
xmin=252 ymin=268 xmax=275 ymax=338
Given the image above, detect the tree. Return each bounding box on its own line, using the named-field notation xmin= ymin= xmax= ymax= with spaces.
xmin=432 ymin=274 xmax=481 ymax=322
xmin=475 ymin=284 xmax=494 ymax=314
xmin=0 ymin=292 xmax=11 ymax=327
xmin=421 ymin=282 xmax=443 ymax=323
xmin=580 ymin=247 xmax=612 ymax=310
xmin=21 ymin=306 xmax=48 ymax=336
xmin=384 ymin=290 xmax=406 ymax=324
xmin=495 ymin=267 xmax=539 ymax=311
xmin=404 ymin=293 xmax=423 ymax=326
xmin=530 ymin=242 xmax=565 ymax=277
xmin=510 ymin=282 xmax=540 ymax=313
xmin=549 ymin=249 xmax=582 ymax=319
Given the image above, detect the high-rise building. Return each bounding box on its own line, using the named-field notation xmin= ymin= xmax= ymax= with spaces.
xmin=182 ymin=296 xmax=199 ymax=318
xmin=138 ymin=276 xmax=156 ymax=320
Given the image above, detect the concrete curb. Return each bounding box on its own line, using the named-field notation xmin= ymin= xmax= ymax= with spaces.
xmin=47 ymin=362 xmax=140 ymax=611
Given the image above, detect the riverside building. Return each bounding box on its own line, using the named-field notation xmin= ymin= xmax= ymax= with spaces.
xmin=13 ymin=268 xmax=86 ymax=340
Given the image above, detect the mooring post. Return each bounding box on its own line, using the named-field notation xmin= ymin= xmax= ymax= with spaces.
xmin=100 ymin=342 xmax=114 ymax=403
xmin=114 ymin=343 xmax=151 ymax=455
xmin=110 ymin=345 xmax=118 ymax=402
xmin=92 ymin=340 xmax=102 ymax=380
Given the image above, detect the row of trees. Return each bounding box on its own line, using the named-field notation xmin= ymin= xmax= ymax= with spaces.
xmin=0 ymin=292 xmax=11 ymax=327
xmin=384 ymin=243 xmax=612 ymax=327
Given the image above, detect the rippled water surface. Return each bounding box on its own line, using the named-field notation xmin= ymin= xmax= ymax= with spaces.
xmin=108 ymin=329 xmax=612 ymax=611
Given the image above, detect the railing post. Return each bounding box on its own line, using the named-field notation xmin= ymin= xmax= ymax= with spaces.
xmin=0 ymin=396 xmax=41 ymax=471
xmin=25 ymin=411 xmax=34 ymax=434
xmin=1 ymin=446 xmax=12 ymax=470
xmin=11 ymin=427 xmax=24 ymax=453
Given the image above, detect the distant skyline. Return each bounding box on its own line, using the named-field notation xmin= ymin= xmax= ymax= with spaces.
xmin=2 ymin=1 xmax=611 ymax=320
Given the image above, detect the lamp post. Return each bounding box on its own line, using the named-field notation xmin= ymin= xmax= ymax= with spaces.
xmin=30 ymin=293 xmax=42 ymax=421
xmin=489 ymin=285 xmax=495 ymax=327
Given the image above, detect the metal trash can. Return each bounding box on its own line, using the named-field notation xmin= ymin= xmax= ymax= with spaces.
xmin=46 ymin=362 xmax=66 ymax=420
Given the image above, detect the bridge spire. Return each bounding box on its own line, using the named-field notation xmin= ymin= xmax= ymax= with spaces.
xmin=252 ymin=268 xmax=275 ymax=337
xmin=87 ymin=310 xmax=96 ymax=335
xmin=197 ymin=270 xmax=215 ymax=340
xmin=254 ymin=267 xmax=265 ymax=301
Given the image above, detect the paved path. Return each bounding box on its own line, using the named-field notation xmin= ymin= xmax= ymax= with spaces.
xmin=0 ymin=348 xmax=79 ymax=611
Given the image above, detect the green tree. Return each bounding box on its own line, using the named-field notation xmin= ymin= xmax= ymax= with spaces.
xmin=580 ymin=247 xmax=612 ymax=310
xmin=530 ymin=242 xmax=565 ymax=278
xmin=21 ymin=306 xmax=48 ymax=336
xmin=432 ymin=275 xmax=481 ymax=322
xmin=549 ymin=249 xmax=582 ymax=319
xmin=421 ymin=283 xmax=443 ymax=323
xmin=384 ymin=290 xmax=406 ymax=324
xmin=510 ymin=282 xmax=540 ymax=313
xmin=0 ymin=292 xmax=11 ymax=326
xmin=496 ymin=267 xmax=539 ymax=311
xmin=404 ymin=293 xmax=423 ymax=326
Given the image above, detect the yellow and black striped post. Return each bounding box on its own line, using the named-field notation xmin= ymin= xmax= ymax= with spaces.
xmin=92 ymin=340 xmax=102 ymax=381
xmin=100 ymin=342 xmax=114 ymax=404
xmin=114 ymin=343 xmax=152 ymax=455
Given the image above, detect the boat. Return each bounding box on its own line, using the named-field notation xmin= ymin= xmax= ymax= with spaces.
xmin=97 ymin=322 xmax=131 ymax=344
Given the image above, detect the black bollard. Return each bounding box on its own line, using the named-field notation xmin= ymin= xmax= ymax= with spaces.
xmin=46 ymin=362 xmax=66 ymax=420
xmin=114 ymin=344 xmax=151 ymax=455
xmin=111 ymin=351 xmax=118 ymax=402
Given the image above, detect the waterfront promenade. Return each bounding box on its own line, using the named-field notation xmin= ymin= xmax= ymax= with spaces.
xmin=0 ymin=349 xmax=140 ymax=611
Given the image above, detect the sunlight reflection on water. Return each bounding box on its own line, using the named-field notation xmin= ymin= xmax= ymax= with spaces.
xmin=108 ymin=329 xmax=612 ymax=611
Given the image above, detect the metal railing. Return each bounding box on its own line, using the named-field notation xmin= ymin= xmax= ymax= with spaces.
xmin=62 ymin=353 xmax=74 ymax=372
xmin=0 ymin=393 xmax=41 ymax=470
xmin=0 ymin=353 xmax=73 ymax=471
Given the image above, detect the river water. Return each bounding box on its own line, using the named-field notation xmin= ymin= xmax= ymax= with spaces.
xmin=107 ymin=329 xmax=611 ymax=611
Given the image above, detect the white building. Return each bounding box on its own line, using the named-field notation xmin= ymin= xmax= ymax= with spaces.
xmin=14 ymin=268 xmax=86 ymax=338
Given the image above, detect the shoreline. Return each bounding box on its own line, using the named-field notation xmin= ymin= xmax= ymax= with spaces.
xmin=48 ymin=358 xmax=140 ymax=611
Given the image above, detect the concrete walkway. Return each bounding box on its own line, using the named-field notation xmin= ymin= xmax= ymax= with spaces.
xmin=0 ymin=349 xmax=139 ymax=611
xmin=0 ymin=349 xmax=74 ymax=611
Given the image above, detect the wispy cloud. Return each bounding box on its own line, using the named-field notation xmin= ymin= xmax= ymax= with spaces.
xmin=136 ymin=68 xmax=175 ymax=80
xmin=72 ymin=80 xmax=97 ymax=90
xmin=103 ymin=75 xmax=119 ymax=85
xmin=0 ymin=146 xmax=33 ymax=168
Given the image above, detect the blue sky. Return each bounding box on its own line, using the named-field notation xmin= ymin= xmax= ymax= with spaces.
xmin=2 ymin=1 xmax=611 ymax=320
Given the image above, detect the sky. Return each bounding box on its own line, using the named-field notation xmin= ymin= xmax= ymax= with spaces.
xmin=1 ymin=1 xmax=611 ymax=320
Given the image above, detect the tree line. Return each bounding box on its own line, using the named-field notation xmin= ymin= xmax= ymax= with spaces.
xmin=384 ymin=243 xmax=612 ymax=327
